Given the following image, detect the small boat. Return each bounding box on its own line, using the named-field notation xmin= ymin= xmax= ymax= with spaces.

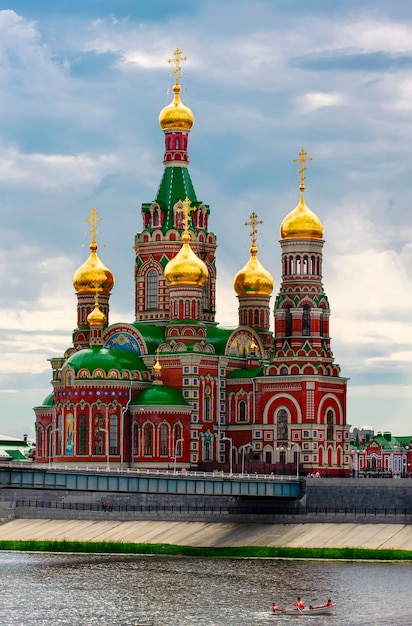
xmin=272 ymin=603 xmax=335 ymax=615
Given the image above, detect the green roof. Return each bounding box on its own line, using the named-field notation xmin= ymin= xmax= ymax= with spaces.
xmin=206 ymin=326 xmax=236 ymax=355
xmin=227 ymin=367 xmax=262 ymax=379
xmin=131 ymin=323 xmax=166 ymax=354
xmin=4 ymin=449 xmax=26 ymax=460
xmin=131 ymin=385 xmax=190 ymax=407
xmin=65 ymin=346 xmax=147 ymax=375
xmin=42 ymin=392 xmax=55 ymax=407
xmin=140 ymin=166 xmax=210 ymax=235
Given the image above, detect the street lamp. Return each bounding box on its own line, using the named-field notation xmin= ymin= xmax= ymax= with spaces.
xmin=48 ymin=428 xmax=58 ymax=469
xmin=99 ymin=428 xmax=110 ymax=471
xmin=240 ymin=443 xmax=252 ymax=476
xmin=173 ymin=438 xmax=184 ymax=474
xmin=221 ymin=436 xmax=233 ymax=475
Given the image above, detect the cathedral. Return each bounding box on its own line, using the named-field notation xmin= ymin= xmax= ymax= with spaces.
xmin=34 ymin=50 xmax=350 ymax=476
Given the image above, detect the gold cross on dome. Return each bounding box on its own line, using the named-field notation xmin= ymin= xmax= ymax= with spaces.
xmin=168 ymin=48 xmax=187 ymax=84
xmin=85 ymin=208 xmax=102 ymax=245
xmin=177 ymin=197 xmax=196 ymax=237
xmin=244 ymin=211 xmax=263 ymax=247
xmin=293 ymin=149 xmax=313 ymax=189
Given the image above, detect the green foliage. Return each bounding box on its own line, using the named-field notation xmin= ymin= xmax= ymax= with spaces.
xmin=0 ymin=540 xmax=411 ymax=561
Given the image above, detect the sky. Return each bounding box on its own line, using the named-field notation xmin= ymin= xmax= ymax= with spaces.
xmin=1 ymin=0 xmax=412 ymax=438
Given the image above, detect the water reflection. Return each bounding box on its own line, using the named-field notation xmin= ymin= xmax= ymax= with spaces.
xmin=1 ymin=552 xmax=411 ymax=625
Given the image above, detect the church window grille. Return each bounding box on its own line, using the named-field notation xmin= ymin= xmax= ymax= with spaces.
xmin=160 ymin=424 xmax=168 ymax=456
xmin=238 ymin=400 xmax=247 ymax=422
xmin=277 ymin=409 xmax=288 ymax=441
xmin=79 ymin=413 xmax=87 ymax=455
xmin=109 ymin=414 xmax=118 ymax=454
xmin=303 ymin=304 xmax=311 ymax=336
xmin=145 ymin=424 xmax=153 ymax=456
xmin=146 ymin=270 xmax=158 ymax=309
xmin=326 ymin=410 xmax=334 ymax=441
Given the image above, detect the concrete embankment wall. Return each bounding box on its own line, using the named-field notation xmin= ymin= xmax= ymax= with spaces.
xmin=1 ymin=518 xmax=412 ymax=551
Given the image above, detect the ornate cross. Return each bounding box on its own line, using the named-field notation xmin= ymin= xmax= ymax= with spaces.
xmin=85 ymin=208 xmax=102 ymax=245
xmin=177 ymin=197 xmax=196 ymax=239
xmin=168 ymin=48 xmax=187 ymax=84
xmin=244 ymin=211 xmax=263 ymax=247
xmin=293 ymin=149 xmax=313 ymax=189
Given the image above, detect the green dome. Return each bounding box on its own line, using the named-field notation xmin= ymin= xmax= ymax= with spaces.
xmin=131 ymin=386 xmax=190 ymax=407
xmin=41 ymin=392 xmax=55 ymax=407
xmin=65 ymin=346 xmax=146 ymax=376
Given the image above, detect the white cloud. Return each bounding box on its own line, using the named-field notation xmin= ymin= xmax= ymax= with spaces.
xmin=297 ymin=91 xmax=345 ymax=112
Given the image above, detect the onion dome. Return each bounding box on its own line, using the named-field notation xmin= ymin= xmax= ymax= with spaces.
xmin=159 ymin=83 xmax=194 ymax=131
xmin=280 ymin=187 xmax=323 ymax=240
xmin=165 ymin=232 xmax=208 ymax=286
xmin=234 ymin=244 xmax=274 ymax=296
xmin=87 ymin=302 xmax=106 ymax=327
xmin=131 ymin=385 xmax=190 ymax=407
xmin=73 ymin=241 xmax=114 ymax=294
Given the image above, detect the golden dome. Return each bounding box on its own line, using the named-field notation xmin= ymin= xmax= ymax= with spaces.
xmin=73 ymin=241 xmax=115 ymax=294
xmin=165 ymin=233 xmax=208 ymax=286
xmin=87 ymin=302 xmax=106 ymax=327
xmin=234 ymin=245 xmax=274 ymax=297
xmin=159 ymin=83 xmax=194 ymax=131
xmin=280 ymin=187 xmax=323 ymax=240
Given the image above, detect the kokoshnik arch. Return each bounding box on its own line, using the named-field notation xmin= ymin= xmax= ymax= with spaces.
xmin=34 ymin=49 xmax=350 ymax=476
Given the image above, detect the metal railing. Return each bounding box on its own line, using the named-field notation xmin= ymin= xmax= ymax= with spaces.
xmin=12 ymin=499 xmax=412 ymax=517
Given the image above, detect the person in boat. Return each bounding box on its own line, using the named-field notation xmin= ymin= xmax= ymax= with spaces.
xmin=272 ymin=601 xmax=282 ymax=612
xmin=324 ymin=598 xmax=333 ymax=606
xmin=296 ymin=597 xmax=305 ymax=610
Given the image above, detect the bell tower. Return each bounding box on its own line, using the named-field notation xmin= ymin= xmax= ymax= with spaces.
xmin=134 ymin=49 xmax=217 ymax=326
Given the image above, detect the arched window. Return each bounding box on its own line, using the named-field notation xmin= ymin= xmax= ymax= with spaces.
xmin=254 ymin=309 xmax=259 ymax=326
xmin=145 ymin=424 xmax=153 ymax=456
xmin=204 ymin=440 xmax=212 ymax=461
xmin=303 ymin=304 xmax=311 ymax=336
xmin=152 ymin=207 xmax=160 ymax=227
xmin=56 ymin=414 xmax=63 ymax=456
xmin=175 ymin=137 xmax=180 ymax=149
xmin=93 ymin=413 xmax=104 ymax=455
xmin=277 ymin=409 xmax=288 ymax=441
xmin=203 ymin=280 xmax=209 ymax=311
xmin=204 ymin=396 xmax=211 ymax=421
xmin=146 ymin=270 xmax=158 ymax=309
xmin=109 ymin=414 xmax=118 ymax=454
xmin=238 ymin=400 xmax=247 ymax=422
xmin=175 ymin=424 xmax=182 ymax=456
xmin=174 ymin=300 xmax=178 ymax=318
xmin=132 ymin=423 xmax=139 ymax=457
xmin=79 ymin=413 xmax=87 ymax=455
xmin=326 ymin=410 xmax=334 ymax=441
xmin=285 ymin=306 xmax=292 ymax=337
xmin=160 ymin=424 xmax=168 ymax=456
xmin=176 ymin=208 xmax=183 ymax=229
xmin=185 ymin=300 xmax=190 ymax=316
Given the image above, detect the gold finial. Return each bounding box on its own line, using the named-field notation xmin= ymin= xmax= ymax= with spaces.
xmin=168 ymin=48 xmax=187 ymax=85
xmin=85 ymin=208 xmax=102 ymax=246
xmin=293 ymin=149 xmax=313 ymax=191
xmin=177 ymin=197 xmax=196 ymax=241
xmin=245 ymin=211 xmax=263 ymax=248
xmin=153 ymin=347 xmax=162 ymax=373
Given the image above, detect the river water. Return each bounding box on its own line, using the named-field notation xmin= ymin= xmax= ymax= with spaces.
xmin=1 ymin=552 xmax=411 ymax=626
